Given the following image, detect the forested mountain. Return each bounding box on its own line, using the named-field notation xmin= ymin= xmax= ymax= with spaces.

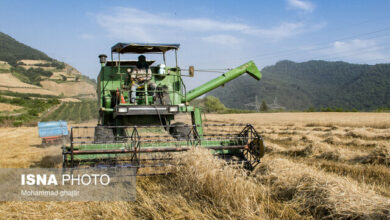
xmin=0 ymin=32 xmax=51 ymax=66
xmin=209 ymin=60 xmax=390 ymax=111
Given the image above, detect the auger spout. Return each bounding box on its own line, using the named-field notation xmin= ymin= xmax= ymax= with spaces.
xmin=182 ymin=60 xmax=261 ymax=102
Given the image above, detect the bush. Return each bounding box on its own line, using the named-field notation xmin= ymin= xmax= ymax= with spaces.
xmin=51 ymin=60 xmax=65 ymax=69
xmin=306 ymin=106 xmax=316 ymax=112
xmin=375 ymin=107 xmax=390 ymax=112
xmin=33 ymin=61 xmax=65 ymax=69
xmin=11 ymin=66 xmax=53 ymax=85
xmin=27 ymin=109 xmax=39 ymax=116
xmin=321 ymin=107 xmax=333 ymax=112
xmin=260 ymin=101 xmax=268 ymax=112
xmin=34 ymin=63 xmax=51 ymax=67
xmin=191 ymin=96 xmax=258 ymax=114
xmin=12 ymin=120 xmax=23 ymax=127
xmin=203 ymin=96 xmax=226 ymax=113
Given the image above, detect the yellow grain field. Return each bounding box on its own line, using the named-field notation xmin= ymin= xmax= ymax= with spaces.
xmin=0 ymin=113 xmax=389 ymax=219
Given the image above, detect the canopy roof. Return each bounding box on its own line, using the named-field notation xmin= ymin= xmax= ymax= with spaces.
xmin=111 ymin=43 xmax=180 ymax=54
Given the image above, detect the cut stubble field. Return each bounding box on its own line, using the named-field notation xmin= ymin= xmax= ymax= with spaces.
xmin=0 ymin=112 xmax=389 ymax=219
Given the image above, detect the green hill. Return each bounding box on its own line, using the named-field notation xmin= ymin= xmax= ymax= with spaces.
xmin=0 ymin=32 xmax=97 ymax=126
xmin=209 ymin=60 xmax=390 ymax=111
xmin=0 ymin=32 xmax=51 ymax=66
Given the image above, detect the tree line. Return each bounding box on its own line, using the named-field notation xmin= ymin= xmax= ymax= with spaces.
xmin=0 ymin=32 xmax=51 ymax=66
xmin=209 ymin=60 xmax=390 ymax=111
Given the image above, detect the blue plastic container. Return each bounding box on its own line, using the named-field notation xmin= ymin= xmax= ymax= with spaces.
xmin=37 ymin=121 xmax=68 ymax=138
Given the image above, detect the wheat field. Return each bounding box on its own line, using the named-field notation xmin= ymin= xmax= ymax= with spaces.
xmin=0 ymin=112 xmax=389 ymax=219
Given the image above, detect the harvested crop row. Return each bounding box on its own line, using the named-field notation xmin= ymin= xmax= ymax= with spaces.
xmin=256 ymin=157 xmax=390 ymax=219
xmin=288 ymin=157 xmax=390 ymax=197
xmin=0 ymin=149 xmax=296 ymax=219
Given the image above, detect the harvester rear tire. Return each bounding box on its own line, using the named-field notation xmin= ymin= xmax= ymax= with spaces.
xmin=94 ymin=126 xmax=115 ymax=143
xmin=169 ymin=122 xmax=191 ymax=140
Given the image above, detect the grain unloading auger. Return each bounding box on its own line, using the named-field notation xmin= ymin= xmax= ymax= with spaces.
xmin=62 ymin=43 xmax=265 ymax=175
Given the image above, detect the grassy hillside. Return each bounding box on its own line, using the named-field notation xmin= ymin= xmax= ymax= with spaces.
xmin=41 ymin=100 xmax=98 ymax=123
xmin=0 ymin=32 xmax=51 ymax=66
xmin=0 ymin=94 xmax=60 ymax=126
xmin=10 ymin=65 xmax=54 ymax=86
xmin=209 ymin=60 xmax=390 ymax=111
xmin=0 ymin=32 xmax=97 ymax=126
xmin=0 ymin=32 xmax=96 ymax=88
xmin=0 ymin=92 xmax=98 ymax=126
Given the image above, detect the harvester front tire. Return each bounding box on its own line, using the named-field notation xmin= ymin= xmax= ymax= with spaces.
xmin=169 ymin=122 xmax=191 ymax=140
xmin=94 ymin=126 xmax=115 ymax=143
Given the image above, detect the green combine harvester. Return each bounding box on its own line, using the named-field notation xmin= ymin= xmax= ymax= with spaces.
xmin=63 ymin=43 xmax=265 ymax=174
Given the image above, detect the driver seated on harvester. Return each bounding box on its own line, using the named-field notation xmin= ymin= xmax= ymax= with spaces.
xmin=129 ymin=55 xmax=156 ymax=104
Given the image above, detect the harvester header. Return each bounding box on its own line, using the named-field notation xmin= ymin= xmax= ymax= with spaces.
xmin=63 ymin=42 xmax=265 ymax=175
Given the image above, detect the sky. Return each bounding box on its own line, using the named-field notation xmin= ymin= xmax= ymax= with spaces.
xmin=0 ymin=0 xmax=390 ymax=89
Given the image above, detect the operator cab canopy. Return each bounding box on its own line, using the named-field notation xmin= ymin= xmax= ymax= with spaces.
xmin=108 ymin=42 xmax=180 ymax=67
xmin=111 ymin=42 xmax=180 ymax=54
